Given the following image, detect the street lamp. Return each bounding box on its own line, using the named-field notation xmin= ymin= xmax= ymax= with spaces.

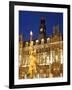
xmin=30 ymin=31 xmax=33 ymax=41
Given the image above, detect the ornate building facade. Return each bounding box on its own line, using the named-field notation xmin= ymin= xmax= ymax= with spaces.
xmin=19 ymin=18 xmax=63 ymax=79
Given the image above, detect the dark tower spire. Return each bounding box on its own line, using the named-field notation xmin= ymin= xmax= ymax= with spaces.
xmin=39 ymin=17 xmax=46 ymax=41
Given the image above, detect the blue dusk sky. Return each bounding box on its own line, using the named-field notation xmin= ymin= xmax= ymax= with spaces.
xmin=19 ymin=11 xmax=63 ymax=41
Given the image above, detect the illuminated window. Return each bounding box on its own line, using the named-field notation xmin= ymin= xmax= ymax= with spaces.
xmin=46 ymin=56 xmax=50 ymax=65
xmin=50 ymin=50 xmax=55 ymax=64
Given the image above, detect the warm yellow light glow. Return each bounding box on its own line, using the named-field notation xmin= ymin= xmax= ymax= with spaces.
xmin=56 ymin=55 xmax=58 ymax=61
xmin=47 ymin=56 xmax=50 ymax=65
xmin=30 ymin=31 xmax=33 ymax=36
xmin=41 ymin=38 xmax=44 ymax=42
xmin=40 ymin=28 xmax=43 ymax=32
xmin=30 ymin=41 xmax=33 ymax=46
xmin=26 ymin=42 xmax=28 ymax=45
xmin=36 ymin=40 xmax=39 ymax=43
xmin=47 ymin=38 xmax=50 ymax=42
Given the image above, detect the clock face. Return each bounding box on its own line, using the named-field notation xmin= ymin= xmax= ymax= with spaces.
xmin=40 ymin=28 xmax=43 ymax=32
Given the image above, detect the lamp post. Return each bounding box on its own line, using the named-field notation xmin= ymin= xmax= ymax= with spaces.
xmin=30 ymin=31 xmax=33 ymax=41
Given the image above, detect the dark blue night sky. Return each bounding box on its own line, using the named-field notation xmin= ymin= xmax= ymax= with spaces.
xmin=19 ymin=11 xmax=63 ymax=41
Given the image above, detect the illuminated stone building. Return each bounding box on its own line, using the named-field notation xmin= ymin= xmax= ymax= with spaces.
xmin=19 ymin=18 xmax=63 ymax=79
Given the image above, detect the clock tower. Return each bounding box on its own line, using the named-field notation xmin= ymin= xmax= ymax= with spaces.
xmin=39 ymin=17 xmax=46 ymax=41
